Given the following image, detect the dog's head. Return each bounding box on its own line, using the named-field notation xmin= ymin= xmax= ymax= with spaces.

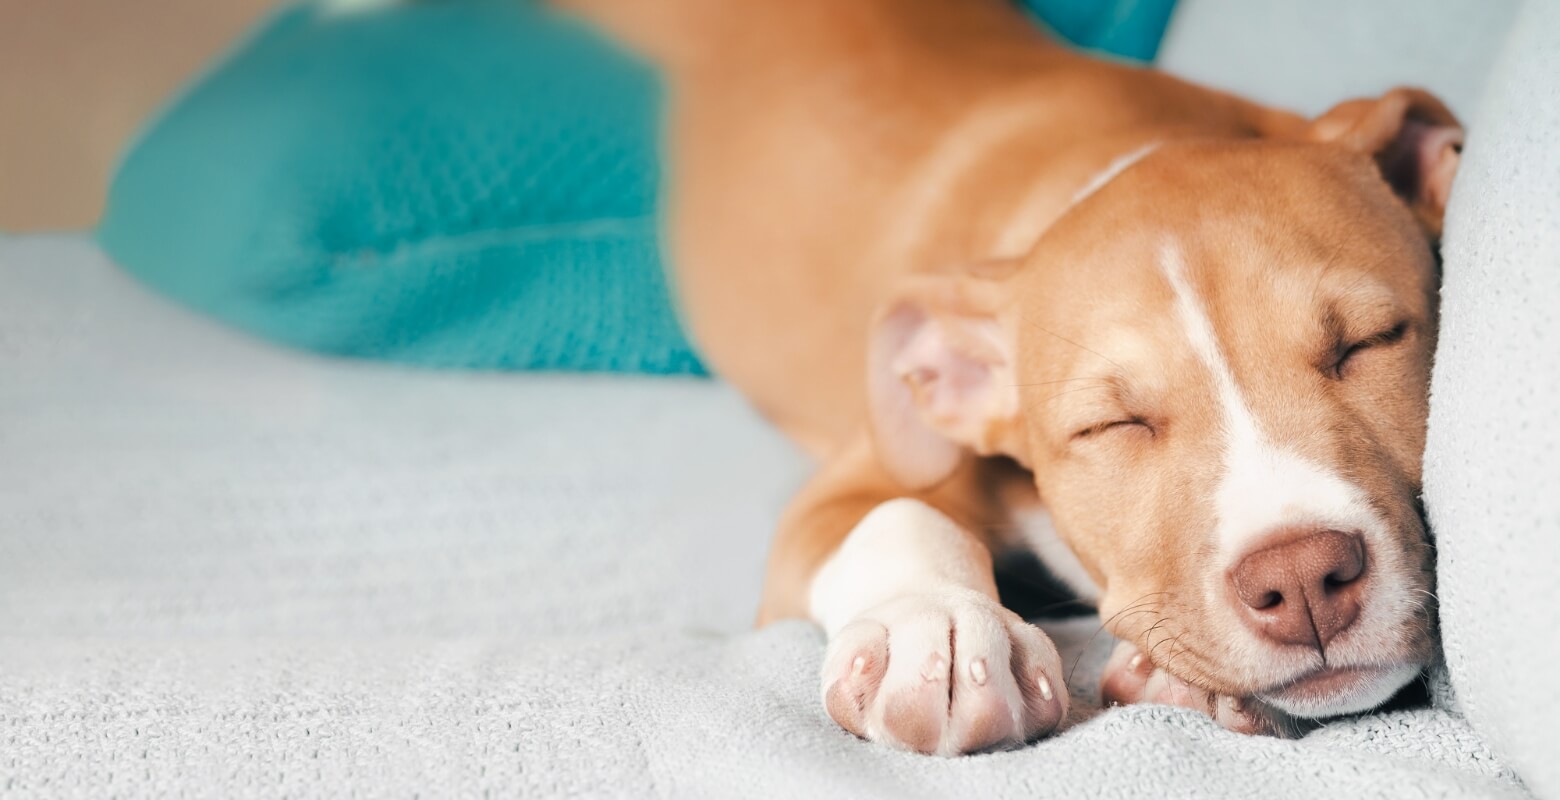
xmin=868 ymin=88 xmax=1461 ymax=717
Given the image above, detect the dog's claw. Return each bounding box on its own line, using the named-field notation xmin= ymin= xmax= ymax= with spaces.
xmin=821 ymin=589 xmax=1068 ymax=756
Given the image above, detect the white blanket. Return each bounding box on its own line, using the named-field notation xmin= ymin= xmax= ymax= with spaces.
xmin=0 ymin=237 xmax=1530 ymax=798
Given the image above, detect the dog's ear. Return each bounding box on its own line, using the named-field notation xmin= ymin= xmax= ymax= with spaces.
xmin=1306 ymin=87 xmax=1464 ymax=239
xmin=867 ymin=263 xmax=1020 ymax=489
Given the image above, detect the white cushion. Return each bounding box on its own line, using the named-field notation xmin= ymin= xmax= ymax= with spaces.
xmin=1424 ymin=2 xmax=1560 ymax=797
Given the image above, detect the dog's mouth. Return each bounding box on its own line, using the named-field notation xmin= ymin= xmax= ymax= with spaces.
xmin=1256 ymin=662 xmax=1422 ymax=718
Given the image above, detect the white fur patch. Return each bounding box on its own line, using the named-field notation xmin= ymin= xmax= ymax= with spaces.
xmin=809 ymin=500 xmax=1068 ymax=754
xmin=1156 ymin=242 xmax=1384 ymax=557
xmin=808 ymin=499 xmax=997 ymax=635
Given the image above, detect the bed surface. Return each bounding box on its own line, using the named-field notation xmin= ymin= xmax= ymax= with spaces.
xmin=0 ymin=236 xmax=1531 ymax=798
xmin=6 ymin=0 xmax=1554 ymax=793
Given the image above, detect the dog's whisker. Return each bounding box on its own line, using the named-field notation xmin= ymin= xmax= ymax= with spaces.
xmin=1067 ymin=592 xmax=1168 ymax=685
xmin=1147 ymin=618 xmax=1179 ymax=667
xmin=1008 ymin=377 xmax=1113 ymax=389
xmin=1039 ymin=384 xmax=1117 ymax=405
xmin=1027 ymin=322 xmax=1126 ymax=373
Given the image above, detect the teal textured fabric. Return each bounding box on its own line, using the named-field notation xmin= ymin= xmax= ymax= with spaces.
xmin=102 ymin=2 xmax=700 ymax=374
xmin=99 ymin=0 xmax=1176 ymax=375
xmin=1022 ymin=0 xmax=1177 ymax=62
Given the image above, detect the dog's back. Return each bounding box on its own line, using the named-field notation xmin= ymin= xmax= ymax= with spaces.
xmin=567 ymin=0 xmax=1274 ymax=453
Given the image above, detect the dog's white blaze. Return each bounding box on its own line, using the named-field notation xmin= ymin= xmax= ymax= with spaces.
xmin=1158 ymin=242 xmax=1421 ymax=717
xmin=1157 ymin=243 xmax=1381 ymax=557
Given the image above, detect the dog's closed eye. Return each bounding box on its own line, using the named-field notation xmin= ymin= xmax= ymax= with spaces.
xmin=1330 ymin=322 xmax=1409 ymax=380
xmin=1071 ymin=417 xmax=1154 ymax=441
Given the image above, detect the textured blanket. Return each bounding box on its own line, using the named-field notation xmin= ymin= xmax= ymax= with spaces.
xmin=0 ymin=237 xmax=1530 ymax=798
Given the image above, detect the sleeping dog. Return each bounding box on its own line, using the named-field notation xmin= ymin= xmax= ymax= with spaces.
xmin=570 ymin=0 xmax=1460 ymax=754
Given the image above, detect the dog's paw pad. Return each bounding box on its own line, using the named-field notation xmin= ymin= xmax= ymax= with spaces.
xmin=820 ymin=589 xmax=1067 ymax=755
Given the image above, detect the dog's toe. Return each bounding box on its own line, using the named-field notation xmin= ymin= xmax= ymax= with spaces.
xmin=1100 ymin=641 xmax=1288 ymax=736
xmin=819 ymin=589 xmax=1067 ymax=755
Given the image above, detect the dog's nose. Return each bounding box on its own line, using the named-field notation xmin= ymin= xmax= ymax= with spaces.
xmin=1229 ymin=529 xmax=1367 ymax=650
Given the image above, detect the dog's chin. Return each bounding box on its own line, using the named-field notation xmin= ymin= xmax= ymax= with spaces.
xmin=1258 ymin=662 xmax=1423 ymax=719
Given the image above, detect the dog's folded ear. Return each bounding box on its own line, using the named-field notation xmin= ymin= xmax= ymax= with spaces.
xmin=1305 ymin=87 xmax=1464 ymax=240
xmin=867 ymin=265 xmax=1021 ymax=489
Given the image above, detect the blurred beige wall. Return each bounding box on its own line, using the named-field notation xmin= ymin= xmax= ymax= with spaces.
xmin=0 ymin=0 xmax=283 ymax=231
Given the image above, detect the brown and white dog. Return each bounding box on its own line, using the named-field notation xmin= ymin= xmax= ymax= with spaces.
xmin=569 ymin=0 xmax=1462 ymax=755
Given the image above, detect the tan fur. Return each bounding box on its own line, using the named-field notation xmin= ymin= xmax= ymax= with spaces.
xmin=569 ymin=0 xmax=1457 ymax=730
xmin=1019 ymin=145 xmax=1441 ymax=691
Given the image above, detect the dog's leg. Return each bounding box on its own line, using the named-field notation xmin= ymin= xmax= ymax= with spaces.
xmin=759 ymin=438 xmax=1067 ymax=755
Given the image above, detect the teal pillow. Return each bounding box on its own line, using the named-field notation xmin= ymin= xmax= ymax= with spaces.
xmin=1023 ymin=0 xmax=1178 ymax=62
xmin=99 ymin=0 xmax=1174 ymax=374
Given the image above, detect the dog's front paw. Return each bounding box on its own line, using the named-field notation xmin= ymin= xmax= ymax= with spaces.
xmin=819 ymin=588 xmax=1067 ymax=755
xmin=1100 ymin=641 xmax=1290 ymax=736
